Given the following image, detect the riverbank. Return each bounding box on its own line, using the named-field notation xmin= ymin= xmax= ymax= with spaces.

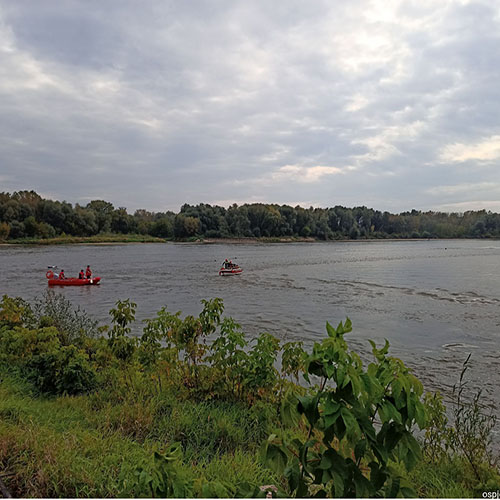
xmin=3 ymin=234 xmax=498 ymax=246
xmin=0 ymin=293 xmax=498 ymax=498
xmin=0 ymin=233 xmax=166 ymax=245
xmin=200 ymin=236 xmax=317 ymax=244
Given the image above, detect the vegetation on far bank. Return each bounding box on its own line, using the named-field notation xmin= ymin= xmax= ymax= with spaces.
xmin=2 ymin=190 xmax=500 ymax=245
xmin=2 ymin=233 xmax=166 ymax=245
xmin=0 ymin=292 xmax=498 ymax=498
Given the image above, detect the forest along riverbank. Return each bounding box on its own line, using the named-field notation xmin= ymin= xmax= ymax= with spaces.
xmin=0 ymin=239 xmax=499 ymax=424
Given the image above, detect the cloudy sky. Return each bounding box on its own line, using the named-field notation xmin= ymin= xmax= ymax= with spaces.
xmin=1 ymin=1 xmax=499 ymax=213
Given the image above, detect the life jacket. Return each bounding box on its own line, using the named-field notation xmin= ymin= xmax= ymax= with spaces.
xmin=86 ymin=268 xmax=92 ymax=278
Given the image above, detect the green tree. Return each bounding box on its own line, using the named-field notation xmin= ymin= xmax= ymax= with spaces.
xmin=86 ymin=200 xmax=114 ymax=233
xmin=0 ymin=221 xmax=10 ymax=240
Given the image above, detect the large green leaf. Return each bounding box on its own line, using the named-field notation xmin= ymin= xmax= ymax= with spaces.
xmin=298 ymin=394 xmax=321 ymax=426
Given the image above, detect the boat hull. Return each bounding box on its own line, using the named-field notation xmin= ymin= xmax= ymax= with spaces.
xmin=219 ymin=268 xmax=243 ymax=276
xmin=48 ymin=277 xmax=101 ymax=286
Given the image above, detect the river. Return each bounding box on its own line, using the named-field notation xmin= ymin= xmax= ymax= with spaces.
xmin=1 ymin=239 xmax=499 ymax=423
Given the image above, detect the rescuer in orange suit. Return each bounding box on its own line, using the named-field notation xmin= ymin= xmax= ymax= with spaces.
xmin=85 ymin=265 xmax=92 ymax=279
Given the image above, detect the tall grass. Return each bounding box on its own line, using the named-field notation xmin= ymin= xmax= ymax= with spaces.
xmin=0 ymin=369 xmax=278 ymax=497
xmin=6 ymin=233 xmax=165 ymax=245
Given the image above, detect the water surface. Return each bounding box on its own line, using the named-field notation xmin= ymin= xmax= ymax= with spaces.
xmin=1 ymin=239 xmax=499 ymax=418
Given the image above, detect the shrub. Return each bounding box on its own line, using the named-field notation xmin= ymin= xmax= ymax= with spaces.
xmin=119 ymin=444 xmax=193 ymax=497
xmin=0 ymin=325 xmax=97 ymax=395
xmin=107 ymin=299 xmax=137 ymax=361
xmin=26 ymin=344 xmax=97 ymax=395
xmin=29 ymin=291 xmax=100 ymax=342
xmin=0 ymin=295 xmax=32 ymax=328
xmin=421 ymin=355 xmax=500 ymax=492
xmin=262 ymin=319 xmax=426 ymax=497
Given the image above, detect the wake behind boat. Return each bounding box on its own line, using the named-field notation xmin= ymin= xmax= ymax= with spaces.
xmin=219 ymin=259 xmax=243 ymax=276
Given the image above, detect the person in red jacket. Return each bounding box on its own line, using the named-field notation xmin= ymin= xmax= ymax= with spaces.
xmin=85 ymin=265 xmax=92 ymax=279
xmin=59 ymin=269 xmax=65 ymax=279
xmin=78 ymin=269 xmax=85 ymax=279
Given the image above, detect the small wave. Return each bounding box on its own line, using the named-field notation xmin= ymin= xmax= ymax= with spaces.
xmin=442 ymin=342 xmax=479 ymax=350
xmin=333 ymin=279 xmax=500 ymax=305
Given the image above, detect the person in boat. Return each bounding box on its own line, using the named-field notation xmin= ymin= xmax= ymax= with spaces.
xmin=85 ymin=265 xmax=92 ymax=279
xmin=78 ymin=269 xmax=85 ymax=279
xmin=224 ymin=259 xmax=229 ymax=269
xmin=59 ymin=269 xmax=65 ymax=279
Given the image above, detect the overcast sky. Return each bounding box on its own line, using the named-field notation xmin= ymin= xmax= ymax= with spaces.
xmin=1 ymin=1 xmax=499 ymax=213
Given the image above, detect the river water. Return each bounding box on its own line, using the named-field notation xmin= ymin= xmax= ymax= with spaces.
xmin=1 ymin=240 xmax=499 ymax=419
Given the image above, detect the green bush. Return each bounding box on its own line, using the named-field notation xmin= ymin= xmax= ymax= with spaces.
xmin=107 ymin=299 xmax=137 ymax=361
xmin=262 ymin=319 xmax=426 ymax=497
xmin=0 ymin=325 xmax=97 ymax=395
xmin=29 ymin=291 xmax=100 ymax=342
xmin=25 ymin=344 xmax=96 ymax=395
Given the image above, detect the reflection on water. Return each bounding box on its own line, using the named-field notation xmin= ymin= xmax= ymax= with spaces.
xmin=1 ymin=239 xmax=499 ymax=420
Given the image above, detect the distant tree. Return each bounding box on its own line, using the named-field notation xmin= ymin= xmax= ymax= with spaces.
xmin=183 ymin=216 xmax=200 ymax=236
xmin=174 ymin=214 xmax=200 ymax=238
xmin=23 ymin=216 xmax=38 ymax=237
xmin=0 ymin=222 xmax=10 ymax=240
xmin=12 ymin=190 xmax=42 ymax=209
xmin=86 ymin=200 xmax=114 ymax=233
xmin=2 ymin=200 xmax=22 ymax=222
xmin=150 ymin=217 xmax=173 ymax=238
xmin=111 ymin=208 xmax=136 ymax=234
xmin=8 ymin=221 xmax=25 ymax=239
xmin=225 ymin=204 xmax=251 ymax=236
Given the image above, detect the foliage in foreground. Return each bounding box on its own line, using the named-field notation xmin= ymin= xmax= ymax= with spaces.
xmin=263 ymin=319 xmax=425 ymax=497
xmin=0 ymin=293 xmax=499 ymax=497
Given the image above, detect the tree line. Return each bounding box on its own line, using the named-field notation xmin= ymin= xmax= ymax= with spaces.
xmin=1 ymin=190 xmax=499 ymax=241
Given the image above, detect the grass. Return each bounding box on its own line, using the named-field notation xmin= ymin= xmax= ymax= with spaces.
xmin=4 ymin=367 xmax=498 ymax=498
xmin=0 ymin=370 xmax=279 ymax=498
xmin=1 ymin=293 xmax=499 ymax=498
xmin=4 ymin=233 xmax=166 ymax=245
xmin=409 ymin=459 xmax=475 ymax=498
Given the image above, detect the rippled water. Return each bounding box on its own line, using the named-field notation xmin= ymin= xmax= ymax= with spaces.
xmin=1 ymin=239 xmax=499 ymax=422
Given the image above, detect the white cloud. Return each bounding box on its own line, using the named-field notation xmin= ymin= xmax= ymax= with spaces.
xmin=439 ymin=135 xmax=500 ymax=163
xmin=257 ymin=164 xmax=356 ymax=185
xmin=434 ymin=200 xmax=500 ymax=212
xmin=352 ymin=121 xmax=426 ymax=164
xmin=344 ymin=93 xmax=370 ymax=112
xmin=427 ymin=182 xmax=498 ymax=196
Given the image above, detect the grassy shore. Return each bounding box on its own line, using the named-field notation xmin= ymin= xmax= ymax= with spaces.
xmin=0 ymin=370 xmax=277 ymax=497
xmin=2 ymin=233 xmax=499 ymax=246
xmin=1 ymin=233 xmax=166 ymax=245
xmin=0 ymin=294 xmax=499 ymax=497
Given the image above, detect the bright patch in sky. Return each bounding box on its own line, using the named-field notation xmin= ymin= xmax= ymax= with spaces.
xmin=439 ymin=135 xmax=500 ymax=163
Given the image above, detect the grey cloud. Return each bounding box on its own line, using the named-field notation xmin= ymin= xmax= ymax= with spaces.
xmin=0 ymin=1 xmax=499 ymax=212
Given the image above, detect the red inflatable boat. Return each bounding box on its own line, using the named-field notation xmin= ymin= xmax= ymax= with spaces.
xmin=46 ymin=269 xmax=101 ymax=286
xmin=219 ymin=262 xmax=243 ymax=276
xmin=48 ymin=277 xmax=101 ymax=286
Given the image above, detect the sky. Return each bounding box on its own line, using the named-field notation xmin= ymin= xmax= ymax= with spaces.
xmin=0 ymin=0 xmax=499 ymax=214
